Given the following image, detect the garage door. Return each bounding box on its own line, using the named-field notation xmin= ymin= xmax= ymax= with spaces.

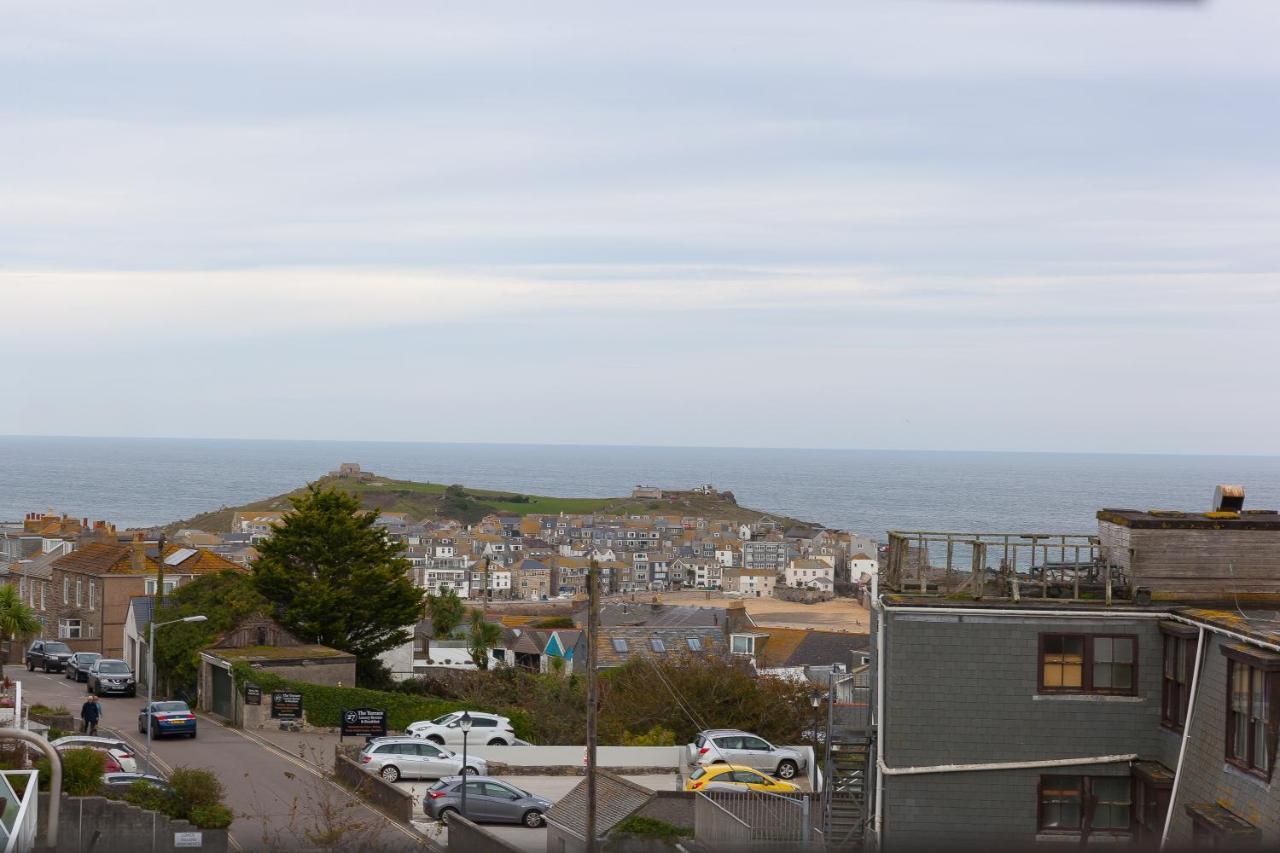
xmin=211 ymin=664 xmax=233 ymax=719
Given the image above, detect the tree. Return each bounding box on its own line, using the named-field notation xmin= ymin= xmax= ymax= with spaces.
xmin=153 ymin=571 xmax=267 ymax=693
xmin=0 ymin=585 xmax=40 ymax=678
xmin=425 ymin=587 xmax=465 ymax=639
xmin=252 ymin=485 xmax=424 ymax=660
xmin=466 ymin=611 xmax=502 ymax=671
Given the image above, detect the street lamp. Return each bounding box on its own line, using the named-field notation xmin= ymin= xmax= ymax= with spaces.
xmin=810 ymin=693 xmax=822 ymax=748
xmin=459 ymin=712 xmax=473 ymax=818
xmin=145 ymin=615 xmax=207 ymax=774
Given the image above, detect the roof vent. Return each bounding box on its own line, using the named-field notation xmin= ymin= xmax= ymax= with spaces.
xmin=1213 ymin=485 xmax=1245 ymax=513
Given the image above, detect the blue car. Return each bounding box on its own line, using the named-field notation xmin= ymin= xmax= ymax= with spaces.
xmin=138 ymin=701 xmax=197 ymax=739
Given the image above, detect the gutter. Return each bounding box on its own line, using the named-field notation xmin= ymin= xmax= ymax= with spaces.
xmin=878 ymin=754 xmax=1136 ymax=776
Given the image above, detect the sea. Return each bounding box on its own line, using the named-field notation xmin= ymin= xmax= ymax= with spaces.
xmin=2 ymin=435 xmax=1280 ymax=538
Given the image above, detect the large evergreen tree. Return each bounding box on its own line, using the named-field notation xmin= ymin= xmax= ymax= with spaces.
xmin=252 ymin=485 xmax=424 ymax=660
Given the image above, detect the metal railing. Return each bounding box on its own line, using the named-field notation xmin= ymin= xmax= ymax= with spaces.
xmin=695 ymin=790 xmax=817 ymax=846
xmin=0 ymin=770 xmax=39 ymax=852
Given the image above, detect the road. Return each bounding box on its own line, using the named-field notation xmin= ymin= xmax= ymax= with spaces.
xmin=18 ymin=669 xmax=428 ymax=852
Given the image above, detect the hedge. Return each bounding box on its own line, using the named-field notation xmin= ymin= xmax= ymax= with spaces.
xmin=229 ymin=663 xmax=532 ymax=739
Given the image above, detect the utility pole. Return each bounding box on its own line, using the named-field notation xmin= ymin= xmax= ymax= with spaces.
xmin=585 ymin=558 xmax=599 ymax=853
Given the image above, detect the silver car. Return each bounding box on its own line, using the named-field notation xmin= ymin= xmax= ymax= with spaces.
xmin=357 ymin=737 xmax=487 ymax=783
xmin=423 ymin=776 xmax=551 ymax=827
xmin=688 ymin=729 xmax=805 ymax=780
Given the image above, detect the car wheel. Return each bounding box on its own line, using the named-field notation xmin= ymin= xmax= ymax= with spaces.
xmin=464 ymin=766 xmax=480 ymax=777
xmin=380 ymin=765 xmax=401 ymax=783
xmin=438 ymin=807 xmax=458 ymax=825
xmin=44 ymin=663 xmax=51 ymax=673
xmin=427 ymin=735 xmax=444 ymax=746
xmin=188 ymin=731 xmax=197 ymax=739
xmin=139 ymin=721 xmax=146 ymax=734
xmin=487 ymin=738 xmax=507 ymax=746
xmin=776 ymin=760 xmax=798 ymax=780
xmin=87 ymin=681 xmax=93 ymax=693
xmin=151 ymin=723 xmax=159 ymax=740
xmin=523 ymin=809 xmax=544 ymax=828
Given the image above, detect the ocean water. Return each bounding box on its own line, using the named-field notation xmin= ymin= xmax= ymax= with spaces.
xmin=1 ymin=436 xmax=1279 ymax=537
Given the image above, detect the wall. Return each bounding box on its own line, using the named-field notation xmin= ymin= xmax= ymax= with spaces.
xmin=773 ymin=586 xmax=834 ymax=604
xmin=446 ymin=814 xmax=526 ymax=853
xmin=332 ymin=748 xmax=414 ymax=824
xmin=881 ymin=610 xmax=1165 ymax=851
xmin=1165 ymin=632 xmax=1280 ymax=846
xmin=37 ymin=793 xmax=229 ymax=853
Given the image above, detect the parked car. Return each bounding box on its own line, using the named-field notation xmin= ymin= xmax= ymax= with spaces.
xmin=26 ymin=640 xmax=74 ymax=673
xmin=684 ymin=764 xmax=799 ymax=794
xmin=406 ymin=712 xmax=516 ymax=746
xmin=87 ymin=659 xmax=137 ymax=696
xmin=101 ymin=772 xmax=171 ymax=794
xmin=687 ymin=729 xmax=805 ymax=780
xmin=55 ymin=745 xmax=124 ymax=773
xmin=423 ymin=775 xmax=551 ymax=827
xmin=358 ymin=737 xmax=486 ymax=783
xmin=66 ymin=652 xmax=102 ymax=682
xmin=138 ymin=700 xmax=197 ymax=738
xmin=51 ymin=736 xmax=139 ymax=773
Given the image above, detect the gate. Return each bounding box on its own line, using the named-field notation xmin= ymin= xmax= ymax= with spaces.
xmin=695 ymin=790 xmax=818 ymax=847
xmin=211 ymin=664 xmax=233 ymax=719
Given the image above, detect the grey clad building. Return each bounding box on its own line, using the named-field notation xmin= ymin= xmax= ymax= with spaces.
xmin=870 ymin=486 xmax=1279 ymax=851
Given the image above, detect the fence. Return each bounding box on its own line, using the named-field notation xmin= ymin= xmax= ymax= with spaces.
xmin=0 ymin=770 xmax=37 ymax=853
xmin=695 ymin=790 xmax=818 ymax=847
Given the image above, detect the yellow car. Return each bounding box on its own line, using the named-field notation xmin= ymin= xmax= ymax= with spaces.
xmin=685 ymin=764 xmax=800 ymax=793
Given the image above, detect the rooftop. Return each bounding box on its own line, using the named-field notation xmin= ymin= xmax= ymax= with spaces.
xmin=210 ymin=644 xmax=353 ymax=661
xmin=1098 ymin=508 xmax=1280 ymax=530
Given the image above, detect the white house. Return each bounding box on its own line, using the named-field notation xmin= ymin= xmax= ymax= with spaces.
xmin=786 ymin=558 xmax=835 ymax=590
xmin=849 ymin=551 xmax=879 ymax=584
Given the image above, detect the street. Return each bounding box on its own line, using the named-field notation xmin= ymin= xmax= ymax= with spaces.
xmin=18 ymin=669 xmax=427 ymax=852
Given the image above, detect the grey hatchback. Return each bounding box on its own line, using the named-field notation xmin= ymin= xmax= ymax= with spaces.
xmin=423 ymin=776 xmax=551 ymax=828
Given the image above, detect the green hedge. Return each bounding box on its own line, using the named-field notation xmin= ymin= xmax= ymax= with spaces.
xmin=230 ymin=663 xmax=532 ymax=739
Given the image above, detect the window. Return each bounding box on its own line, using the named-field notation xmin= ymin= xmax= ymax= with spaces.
xmin=88 ymin=581 xmax=95 ymax=611
xmin=1185 ymin=803 xmax=1260 ymax=851
xmin=730 ymin=635 xmax=755 ymax=655
xmin=1161 ymin=624 xmax=1197 ymax=730
xmin=1133 ymin=763 xmax=1173 ymax=845
xmin=611 ymin=639 xmax=628 ymax=653
xmin=1039 ymin=634 xmax=1136 ymax=695
xmin=1224 ymin=648 xmax=1279 ymax=778
xmin=75 ymin=579 xmax=82 ymax=607
xmin=40 ymin=583 xmax=45 ymax=611
xmin=58 ymin=619 xmax=82 ymax=640
xmin=1038 ymin=775 xmax=1131 ymax=836
xmin=63 ymin=577 xmax=69 ymax=604
xmin=144 ymin=579 xmax=177 ymax=595
xmin=650 ymin=638 xmax=666 ymax=653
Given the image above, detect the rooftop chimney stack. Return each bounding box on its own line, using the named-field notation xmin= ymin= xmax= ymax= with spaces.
xmin=1213 ymin=484 xmax=1245 ymax=513
xmin=131 ymin=531 xmax=146 ymax=572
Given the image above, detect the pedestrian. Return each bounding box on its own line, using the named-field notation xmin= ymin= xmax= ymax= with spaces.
xmin=80 ymin=693 xmax=101 ymax=735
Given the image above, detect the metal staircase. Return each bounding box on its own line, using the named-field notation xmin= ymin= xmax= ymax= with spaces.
xmin=823 ymin=736 xmax=870 ymax=848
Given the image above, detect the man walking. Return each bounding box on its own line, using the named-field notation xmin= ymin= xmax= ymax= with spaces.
xmin=80 ymin=693 xmax=101 ymax=735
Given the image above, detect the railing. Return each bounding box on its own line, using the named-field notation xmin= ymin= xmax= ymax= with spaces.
xmin=696 ymin=790 xmax=817 ymax=846
xmin=0 ymin=770 xmax=38 ymax=853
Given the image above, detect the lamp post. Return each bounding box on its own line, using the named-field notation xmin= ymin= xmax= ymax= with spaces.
xmin=810 ymin=693 xmax=822 ymax=749
xmin=459 ymin=711 xmax=473 ymax=818
xmin=146 ymin=614 xmax=207 ymax=774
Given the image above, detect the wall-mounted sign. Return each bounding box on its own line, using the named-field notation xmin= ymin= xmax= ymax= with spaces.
xmin=340 ymin=707 xmax=387 ymax=739
xmin=245 ymin=685 xmax=262 ymax=705
xmin=270 ymin=691 xmax=303 ymax=720
xmin=174 ymin=832 xmax=203 ymax=847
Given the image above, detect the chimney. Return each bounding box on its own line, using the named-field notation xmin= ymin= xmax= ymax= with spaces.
xmin=132 ymin=532 xmax=146 ymax=572
xmin=1213 ymin=485 xmax=1245 ymax=513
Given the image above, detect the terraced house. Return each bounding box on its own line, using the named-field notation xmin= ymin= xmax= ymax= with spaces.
xmin=871 ymin=487 xmax=1280 ymax=851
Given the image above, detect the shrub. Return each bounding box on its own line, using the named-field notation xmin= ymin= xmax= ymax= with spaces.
xmin=611 ymin=815 xmax=693 ymax=841
xmin=189 ymin=804 xmax=234 ymax=829
xmin=41 ymin=748 xmax=104 ymax=796
xmin=530 ymin=616 xmax=576 ymax=629
xmin=168 ymin=767 xmax=226 ymax=818
xmin=621 ymin=725 xmax=678 ymax=746
xmin=122 ymin=780 xmax=172 ymax=813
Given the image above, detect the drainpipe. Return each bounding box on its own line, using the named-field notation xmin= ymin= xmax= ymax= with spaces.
xmin=878 ymin=754 xmax=1137 ymax=776
xmin=1160 ymin=625 xmax=1204 ymax=849
xmin=0 ymin=727 xmax=61 ymax=846
xmin=872 ymin=572 xmax=885 ymax=846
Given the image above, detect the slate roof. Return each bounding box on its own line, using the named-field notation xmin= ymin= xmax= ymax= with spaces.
xmin=777 ymin=630 xmax=869 ymax=668
xmin=544 ymin=771 xmax=654 ymax=841
xmin=595 ymin=625 xmax=726 ymax=667
xmin=590 ymin=602 xmax=724 ymax=628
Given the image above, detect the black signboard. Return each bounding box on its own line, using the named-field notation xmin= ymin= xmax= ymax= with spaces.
xmin=340 ymin=707 xmax=388 ymax=739
xmin=271 ymin=691 xmax=303 ymax=720
xmin=245 ymin=685 xmax=262 ymax=706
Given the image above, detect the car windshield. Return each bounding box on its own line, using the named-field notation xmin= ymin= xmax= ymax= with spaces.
xmin=45 ymin=642 xmax=71 ymax=653
xmin=431 ymin=713 xmax=458 ymax=725
xmin=153 ymin=702 xmax=188 ymax=713
xmin=98 ymin=662 xmax=131 ymax=673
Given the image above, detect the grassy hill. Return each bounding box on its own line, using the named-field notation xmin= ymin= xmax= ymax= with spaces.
xmin=164 ymin=473 xmax=813 ymax=533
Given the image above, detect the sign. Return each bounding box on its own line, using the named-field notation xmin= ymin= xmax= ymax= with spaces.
xmin=174 ymin=832 xmax=203 ymax=847
xmin=244 ymin=685 xmax=262 ymax=706
xmin=270 ymin=691 xmax=303 ymax=720
xmin=340 ymin=707 xmax=388 ymax=739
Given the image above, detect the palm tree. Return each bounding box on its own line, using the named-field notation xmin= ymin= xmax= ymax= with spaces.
xmin=0 ymin=585 xmax=41 ymax=680
xmin=467 ymin=610 xmax=502 ymax=671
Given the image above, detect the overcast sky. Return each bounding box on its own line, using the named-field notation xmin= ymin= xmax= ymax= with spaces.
xmin=3 ymin=1 xmax=1277 ymax=453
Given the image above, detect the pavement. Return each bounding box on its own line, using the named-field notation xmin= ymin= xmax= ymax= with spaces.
xmin=397 ymin=774 xmax=682 ymax=853
xmin=17 ymin=669 xmax=428 ymax=852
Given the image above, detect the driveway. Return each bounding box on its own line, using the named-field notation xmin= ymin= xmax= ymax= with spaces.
xmin=398 ymin=774 xmax=680 ymax=853
xmin=18 ymin=669 xmax=427 ymax=852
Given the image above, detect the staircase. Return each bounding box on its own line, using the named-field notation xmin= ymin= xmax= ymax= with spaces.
xmin=823 ymin=736 xmax=869 ymax=849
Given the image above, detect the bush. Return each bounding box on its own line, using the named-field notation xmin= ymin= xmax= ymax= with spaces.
xmin=530 ymin=616 xmax=576 ymax=629
xmin=611 ymin=815 xmax=693 ymax=841
xmin=169 ymin=767 xmax=226 ymax=817
xmin=122 ymin=769 xmax=234 ymax=830
xmin=122 ymin=780 xmax=172 ymax=813
xmin=40 ymin=748 xmax=104 ymax=796
xmin=621 ymin=725 xmax=678 ymax=746
xmin=189 ymin=804 xmax=234 ymax=829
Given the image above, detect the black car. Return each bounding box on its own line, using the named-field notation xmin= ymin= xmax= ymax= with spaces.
xmin=65 ymin=652 xmax=102 ymax=682
xmin=87 ymin=659 xmax=137 ymax=697
xmin=26 ymin=640 xmax=74 ymax=673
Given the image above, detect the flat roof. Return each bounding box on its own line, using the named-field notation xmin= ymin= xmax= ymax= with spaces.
xmin=1098 ymin=508 xmax=1280 ymax=530
xmin=210 ymin=644 xmax=352 ymax=661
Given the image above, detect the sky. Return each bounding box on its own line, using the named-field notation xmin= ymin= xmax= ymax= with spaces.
xmin=3 ymin=0 xmax=1278 ymax=454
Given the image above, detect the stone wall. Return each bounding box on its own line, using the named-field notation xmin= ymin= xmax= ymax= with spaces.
xmin=773 ymin=586 xmax=834 ymax=604
xmin=332 ymin=747 xmax=414 ymax=824
xmin=446 ymin=814 xmax=525 ymax=853
xmin=37 ymin=793 xmax=229 ymax=853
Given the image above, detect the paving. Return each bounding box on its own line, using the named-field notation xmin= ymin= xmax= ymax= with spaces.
xmin=17 ymin=669 xmax=427 ymax=852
